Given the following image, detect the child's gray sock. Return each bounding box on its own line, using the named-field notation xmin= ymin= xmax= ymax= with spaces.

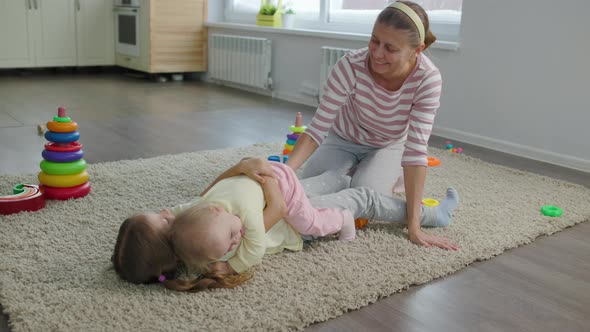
xmin=421 ymin=187 xmax=459 ymax=228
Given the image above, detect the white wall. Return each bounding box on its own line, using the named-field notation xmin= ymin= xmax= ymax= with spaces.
xmin=208 ymin=0 xmax=590 ymax=172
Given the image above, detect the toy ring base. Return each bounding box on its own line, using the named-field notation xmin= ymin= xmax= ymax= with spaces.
xmin=42 ymin=182 xmax=91 ymax=200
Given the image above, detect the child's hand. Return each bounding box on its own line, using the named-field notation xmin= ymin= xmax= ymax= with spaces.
xmin=261 ymin=176 xmax=287 ymax=217
xmin=238 ymin=158 xmax=275 ymax=183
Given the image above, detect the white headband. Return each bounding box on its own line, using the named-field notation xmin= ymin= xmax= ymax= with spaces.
xmin=387 ymin=2 xmax=425 ymax=43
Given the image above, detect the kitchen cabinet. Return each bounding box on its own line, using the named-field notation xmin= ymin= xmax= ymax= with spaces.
xmin=115 ymin=0 xmax=207 ymax=73
xmin=76 ymin=0 xmax=115 ymax=66
xmin=0 ymin=0 xmax=114 ymax=68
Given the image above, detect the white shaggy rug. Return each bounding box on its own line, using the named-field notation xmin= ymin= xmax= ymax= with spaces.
xmin=1 ymin=143 xmax=588 ymax=331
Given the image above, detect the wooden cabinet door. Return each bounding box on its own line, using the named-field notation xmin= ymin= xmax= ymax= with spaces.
xmin=34 ymin=0 xmax=77 ymax=67
xmin=0 ymin=0 xmax=36 ymax=67
xmin=76 ymin=0 xmax=114 ymax=66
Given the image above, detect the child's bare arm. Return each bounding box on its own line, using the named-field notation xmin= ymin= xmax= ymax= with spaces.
xmin=200 ymin=158 xmax=275 ymax=196
xmin=261 ymin=175 xmax=287 ymax=231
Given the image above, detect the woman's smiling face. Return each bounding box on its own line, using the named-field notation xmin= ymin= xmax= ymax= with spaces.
xmin=368 ymin=22 xmax=418 ymax=78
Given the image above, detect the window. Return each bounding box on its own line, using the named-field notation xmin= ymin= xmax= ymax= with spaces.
xmin=226 ymin=0 xmax=462 ymax=44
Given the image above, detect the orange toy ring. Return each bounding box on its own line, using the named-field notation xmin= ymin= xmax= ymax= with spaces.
xmin=427 ymin=156 xmax=441 ymax=167
xmin=46 ymin=121 xmax=78 ymax=133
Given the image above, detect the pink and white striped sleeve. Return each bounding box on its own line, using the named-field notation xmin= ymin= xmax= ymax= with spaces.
xmin=304 ymin=57 xmax=355 ymax=145
xmin=402 ymin=70 xmax=442 ymax=167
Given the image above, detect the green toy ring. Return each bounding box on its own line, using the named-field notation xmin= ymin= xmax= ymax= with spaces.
xmin=541 ymin=205 xmax=563 ymax=217
xmin=53 ymin=116 xmax=72 ymax=123
xmin=289 ymin=125 xmax=307 ymax=133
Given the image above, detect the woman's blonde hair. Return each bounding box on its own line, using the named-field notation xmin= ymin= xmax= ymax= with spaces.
xmin=378 ymin=1 xmax=437 ymax=49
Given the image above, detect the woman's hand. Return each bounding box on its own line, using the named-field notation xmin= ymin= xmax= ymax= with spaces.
xmin=238 ymin=158 xmax=275 ymax=183
xmin=408 ymin=228 xmax=460 ymax=251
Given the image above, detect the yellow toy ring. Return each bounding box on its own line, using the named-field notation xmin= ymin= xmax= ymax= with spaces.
xmin=422 ymin=198 xmax=439 ymax=207
xmin=46 ymin=121 xmax=78 ymax=133
xmin=289 ymin=125 xmax=307 ymax=133
xmin=38 ymin=170 xmax=89 ymax=188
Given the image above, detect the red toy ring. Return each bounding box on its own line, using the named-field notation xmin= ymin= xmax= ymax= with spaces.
xmin=41 ymin=181 xmax=91 ymax=200
xmin=0 ymin=184 xmax=46 ymax=215
xmin=45 ymin=142 xmax=83 ymax=153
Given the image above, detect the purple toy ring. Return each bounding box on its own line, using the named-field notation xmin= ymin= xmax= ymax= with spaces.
xmin=42 ymin=149 xmax=84 ymax=162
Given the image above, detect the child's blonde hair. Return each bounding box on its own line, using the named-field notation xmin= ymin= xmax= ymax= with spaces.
xmin=164 ymin=202 xmax=252 ymax=292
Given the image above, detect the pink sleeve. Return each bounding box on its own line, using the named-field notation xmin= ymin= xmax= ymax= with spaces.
xmin=402 ymin=70 xmax=442 ymax=167
xmin=305 ymin=56 xmax=355 ymax=145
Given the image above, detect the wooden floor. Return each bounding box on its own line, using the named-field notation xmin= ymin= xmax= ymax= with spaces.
xmin=0 ymin=70 xmax=588 ymax=332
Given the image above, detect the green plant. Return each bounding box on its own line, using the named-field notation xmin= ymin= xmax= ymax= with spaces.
xmin=285 ymin=8 xmax=295 ymax=15
xmin=259 ymin=4 xmax=277 ymax=15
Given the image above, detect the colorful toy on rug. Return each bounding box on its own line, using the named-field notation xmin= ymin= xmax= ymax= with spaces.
xmin=427 ymin=156 xmax=441 ymax=167
xmin=0 ymin=184 xmax=45 ymax=215
xmin=282 ymin=112 xmax=307 ymax=163
xmin=540 ymin=205 xmax=563 ymax=217
xmin=355 ymin=218 xmax=369 ymax=229
xmin=38 ymin=107 xmax=91 ymax=200
xmin=445 ymin=140 xmax=463 ymax=153
xmin=421 ymin=198 xmax=440 ymax=207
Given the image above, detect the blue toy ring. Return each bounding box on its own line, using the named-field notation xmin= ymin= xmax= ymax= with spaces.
xmin=44 ymin=131 xmax=80 ymax=143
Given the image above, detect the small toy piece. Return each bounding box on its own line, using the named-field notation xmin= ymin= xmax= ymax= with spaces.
xmin=422 ymin=198 xmax=439 ymax=207
xmin=355 ymin=218 xmax=369 ymax=229
xmin=37 ymin=124 xmax=45 ymax=135
xmin=456 ymin=147 xmax=463 ymax=153
xmin=0 ymin=184 xmax=45 ymax=215
xmin=282 ymin=112 xmax=307 ymax=163
xmin=541 ymin=205 xmax=563 ymax=217
xmin=38 ymin=107 xmax=91 ymax=200
xmin=446 ymin=143 xmax=453 ymax=150
xmin=268 ymin=155 xmax=281 ymax=162
xmin=427 ymin=156 xmax=441 ymax=167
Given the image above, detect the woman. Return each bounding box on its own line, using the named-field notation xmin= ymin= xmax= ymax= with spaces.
xmin=286 ymin=1 xmax=458 ymax=250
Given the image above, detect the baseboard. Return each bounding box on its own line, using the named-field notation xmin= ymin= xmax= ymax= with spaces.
xmin=433 ymin=127 xmax=590 ymax=173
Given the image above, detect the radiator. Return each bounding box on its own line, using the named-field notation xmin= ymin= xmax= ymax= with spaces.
xmin=209 ymin=34 xmax=273 ymax=91
xmin=320 ymin=46 xmax=353 ymax=98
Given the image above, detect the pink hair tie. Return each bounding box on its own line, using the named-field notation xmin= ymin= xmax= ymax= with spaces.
xmin=158 ymin=275 xmax=166 ymax=282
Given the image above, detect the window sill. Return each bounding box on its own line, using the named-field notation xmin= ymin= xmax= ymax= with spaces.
xmin=206 ymin=22 xmax=460 ymax=51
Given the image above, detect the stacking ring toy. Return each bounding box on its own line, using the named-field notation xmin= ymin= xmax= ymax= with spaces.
xmin=422 ymin=198 xmax=439 ymax=207
xmin=42 ymin=182 xmax=91 ymax=200
xmin=289 ymin=125 xmax=307 ymax=134
xmin=38 ymin=170 xmax=89 ymax=188
xmin=268 ymin=155 xmax=281 ymax=162
xmin=0 ymin=184 xmax=45 ymax=215
xmin=44 ymin=131 xmax=80 ymax=143
xmin=286 ymin=139 xmax=297 ymax=145
xmin=40 ymin=159 xmax=87 ymax=175
xmin=53 ymin=115 xmax=72 ymax=123
xmin=44 ymin=142 xmax=82 ymax=153
xmin=541 ymin=205 xmax=563 ymax=217
xmin=286 ymin=133 xmax=300 ymax=140
xmin=427 ymin=156 xmax=441 ymax=167
xmin=284 ymin=143 xmax=294 ymax=150
xmin=46 ymin=121 xmax=78 ymax=133
xmin=42 ymin=149 xmax=84 ymax=163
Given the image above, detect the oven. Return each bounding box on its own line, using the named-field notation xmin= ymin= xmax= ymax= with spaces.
xmin=114 ymin=0 xmax=141 ymax=57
